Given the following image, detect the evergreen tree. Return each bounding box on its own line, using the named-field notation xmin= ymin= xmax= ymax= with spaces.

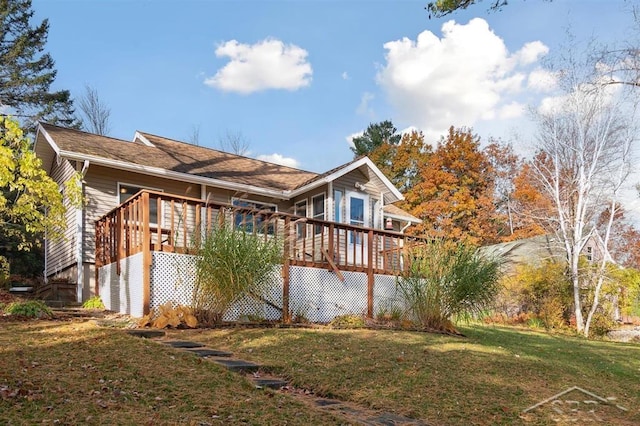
xmin=350 ymin=120 xmax=401 ymax=157
xmin=0 ymin=0 xmax=78 ymax=132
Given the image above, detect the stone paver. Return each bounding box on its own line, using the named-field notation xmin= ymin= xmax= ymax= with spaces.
xmin=186 ymin=348 xmax=233 ymax=357
xmin=162 ymin=340 xmax=205 ymax=348
xmin=211 ymin=358 xmax=261 ymax=373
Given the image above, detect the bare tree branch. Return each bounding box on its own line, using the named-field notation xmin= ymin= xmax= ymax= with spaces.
xmin=78 ymin=85 xmax=111 ymax=135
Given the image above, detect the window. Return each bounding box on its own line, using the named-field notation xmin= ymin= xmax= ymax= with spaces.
xmin=349 ymin=195 xmax=365 ymax=243
xmin=347 ymin=192 xmax=369 ymax=244
xmin=118 ymin=183 xmax=161 ymax=224
xmin=295 ymin=200 xmax=307 ymax=239
xmin=334 ymin=189 xmax=343 ymax=223
xmin=232 ymin=198 xmax=277 ymax=234
xmin=312 ymin=194 xmax=325 ymax=234
xmin=586 ymin=246 xmax=593 ymax=262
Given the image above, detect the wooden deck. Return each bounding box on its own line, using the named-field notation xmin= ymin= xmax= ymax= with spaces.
xmin=95 ymin=190 xmax=423 ymax=317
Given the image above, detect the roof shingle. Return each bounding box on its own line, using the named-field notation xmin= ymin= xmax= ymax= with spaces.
xmin=41 ymin=123 xmax=318 ymax=191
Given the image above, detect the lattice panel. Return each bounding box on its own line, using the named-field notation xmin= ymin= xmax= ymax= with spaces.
xmin=289 ymin=266 xmax=368 ymax=323
xmin=372 ymin=273 xmax=406 ymax=316
xmin=223 ymin=267 xmax=283 ymax=321
xmin=150 ymin=252 xmax=198 ymax=309
xmin=100 ymin=252 xmax=406 ymax=323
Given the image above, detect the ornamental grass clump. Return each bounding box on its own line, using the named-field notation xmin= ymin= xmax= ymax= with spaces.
xmin=397 ymin=239 xmax=502 ymax=333
xmin=193 ymin=223 xmax=282 ymax=325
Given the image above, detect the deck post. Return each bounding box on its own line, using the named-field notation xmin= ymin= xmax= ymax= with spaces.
xmin=367 ymin=229 xmax=374 ymax=318
xmin=141 ymin=191 xmax=151 ymax=315
xmin=282 ymin=216 xmax=291 ymax=323
xmin=117 ymin=207 xmax=124 ymax=275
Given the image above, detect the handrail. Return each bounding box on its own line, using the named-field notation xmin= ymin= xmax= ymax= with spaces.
xmin=95 ymin=190 xmax=425 ymax=276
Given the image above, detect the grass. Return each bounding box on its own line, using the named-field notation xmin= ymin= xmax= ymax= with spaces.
xmin=166 ymin=325 xmax=640 ymax=425
xmin=0 ymin=320 xmax=342 ymax=425
xmin=1 ymin=296 xmax=639 ymax=425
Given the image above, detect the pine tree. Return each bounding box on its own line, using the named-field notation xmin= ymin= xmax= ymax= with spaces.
xmin=351 ymin=120 xmax=401 ymax=157
xmin=0 ymin=0 xmax=79 ymax=132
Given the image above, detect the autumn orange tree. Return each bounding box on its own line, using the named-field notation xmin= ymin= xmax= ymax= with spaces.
xmin=402 ymin=127 xmax=503 ymax=245
xmin=369 ymin=130 xmax=430 ymax=193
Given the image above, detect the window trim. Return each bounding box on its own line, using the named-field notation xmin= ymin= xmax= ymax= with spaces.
xmin=334 ymin=188 xmax=344 ymax=223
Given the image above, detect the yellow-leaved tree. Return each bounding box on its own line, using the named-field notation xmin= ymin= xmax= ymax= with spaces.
xmin=0 ymin=117 xmax=66 ymax=282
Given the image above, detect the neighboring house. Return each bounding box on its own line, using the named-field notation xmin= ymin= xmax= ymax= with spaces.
xmin=482 ymin=233 xmax=614 ymax=273
xmin=34 ymin=123 xmax=420 ymax=305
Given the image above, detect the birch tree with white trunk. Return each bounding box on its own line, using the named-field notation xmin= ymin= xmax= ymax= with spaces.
xmin=530 ymin=63 xmax=638 ymax=337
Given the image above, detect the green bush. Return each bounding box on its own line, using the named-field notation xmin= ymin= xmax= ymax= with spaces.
xmin=396 ymin=239 xmax=502 ymax=333
xmin=4 ymin=300 xmax=52 ymax=318
xmin=82 ymin=296 xmax=105 ymax=309
xmin=192 ymin=222 xmax=282 ymax=325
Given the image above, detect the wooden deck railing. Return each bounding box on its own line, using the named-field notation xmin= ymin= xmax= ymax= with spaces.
xmin=95 ymin=190 xmax=424 ymax=316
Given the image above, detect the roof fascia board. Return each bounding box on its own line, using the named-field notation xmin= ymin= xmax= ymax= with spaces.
xmin=384 ymin=212 xmax=422 ymax=223
xmin=133 ymin=131 xmax=154 ymax=146
xmin=290 ymin=157 xmax=404 ymax=202
xmin=58 ymin=150 xmax=289 ymax=200
xmin=34 ymin=124 xmax=62 ymax=174
xmin=36 ymin=124 xmax=62 ymax=156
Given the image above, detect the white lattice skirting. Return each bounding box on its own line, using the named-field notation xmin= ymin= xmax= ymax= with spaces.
xmin=98 ymin=252 xmax=403 ymax=322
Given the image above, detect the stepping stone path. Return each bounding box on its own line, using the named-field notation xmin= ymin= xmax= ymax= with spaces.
xmin=126 ymin=330 xmax=428 ymax=425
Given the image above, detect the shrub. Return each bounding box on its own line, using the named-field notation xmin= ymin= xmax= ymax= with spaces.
xmin=396 ymin=239 xmax=502 ymax=333
xmin=192 ymin=223 xmax=282 ymax=324
xmin=330 ymin=314 xmax=365 ymax=328
xmin=589 ymin=311 xmax=616 ymax=337
xmin=4 ymin=300 xmax=52 ymax=318
xmin=511 ymin=260 xmax=572 ymax=330
xmin=82 ymin=296 xmax=105 ymax=309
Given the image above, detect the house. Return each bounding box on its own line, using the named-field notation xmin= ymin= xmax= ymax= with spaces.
xmin=34 ymin=123 xmax=421 ymax=318
xmin=482 ymin=233 xmax=614 ymax=273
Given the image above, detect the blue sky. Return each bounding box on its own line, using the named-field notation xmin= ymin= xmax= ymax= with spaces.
xmin=32 ymin=0 xmax=637 ymax=174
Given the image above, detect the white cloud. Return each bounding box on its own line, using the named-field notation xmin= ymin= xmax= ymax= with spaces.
xmin=257 ymin=153 xmax=300 ymax=168
xmin=356 ymin=92 xmax=375 ymax=116
xmin=205 ymin=38 xmax=312 ymax=94
xmin=342 ymin=71 xmax=349 ymax=80
xmin=498 ymin=101 xmax=525 ymax=119
xmin=528 ymin=68 xmax=558 ymax=92
xmin=515 ymin=41 xmax=549 ymax=65
xmin=400 ymin=125 xmax=420 ymax=135
xmin=345 ymin=131 xmax=364 ymax=149
xmin=377 ymin=18 xmax=548 ymax=139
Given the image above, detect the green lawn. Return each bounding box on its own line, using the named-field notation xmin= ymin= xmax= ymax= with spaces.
xmin=166 ymin=324 xmax=640 ymax=425
xmin=1 ymin=317 xmax=638 ymax=425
